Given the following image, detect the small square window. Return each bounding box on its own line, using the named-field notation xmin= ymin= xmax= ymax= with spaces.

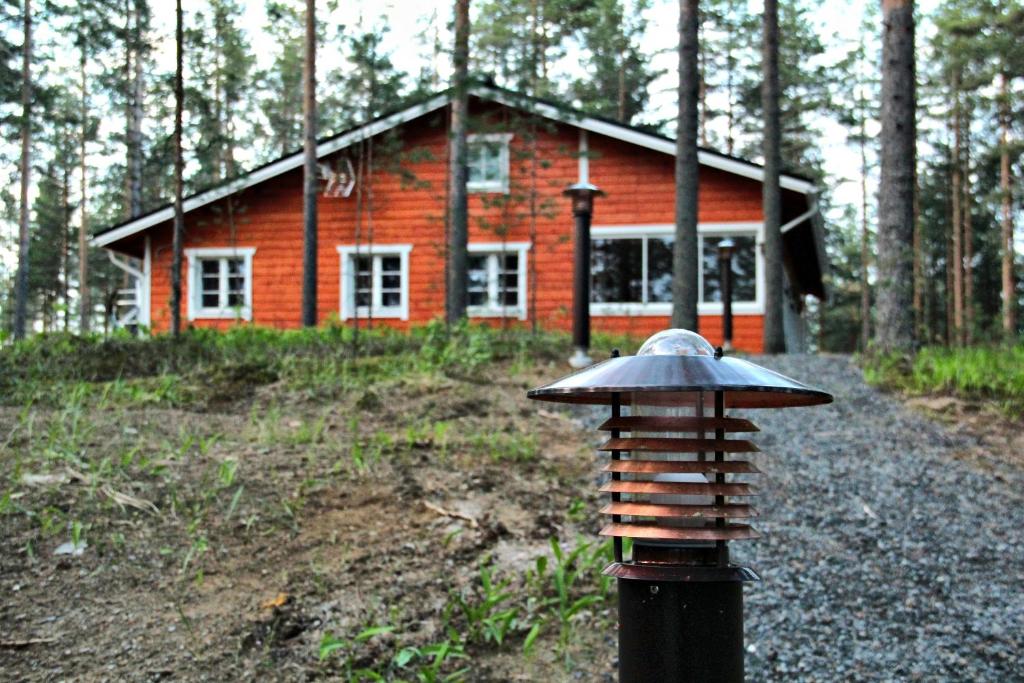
xmin=341 ymin=246 xmax=411 ymax=320
xmin=466 ymin=248 xmax=526 ymax=317
xmin=467 ymin=134 xmax=510 ymax=193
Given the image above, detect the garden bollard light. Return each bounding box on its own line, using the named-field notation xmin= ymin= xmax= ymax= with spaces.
xmin=527 ymin=329 xmax=833 ymax=683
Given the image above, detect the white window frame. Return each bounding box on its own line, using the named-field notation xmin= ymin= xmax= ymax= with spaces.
xmin=185 ymin=247 xmax=255 ymax=321
xmin=467 ymin=241 xmax=531 ymax=320
xmin=589 ymin=222 xmax=765 ymax=316
xmin=466 ymin=133 xmax=512 ymax=193
xmin=337 ymin=244 xmax=413 ymax=321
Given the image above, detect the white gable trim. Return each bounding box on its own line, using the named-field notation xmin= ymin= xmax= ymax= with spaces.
xmin=91 ymin=93 xmax=451 ymax=249
xmin=476 ymin=87 xmax=815 ymax=194
xmin=92 ymin=86 xmax=814 ymax=250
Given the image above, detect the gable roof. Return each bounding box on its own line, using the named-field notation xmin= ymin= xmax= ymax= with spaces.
xmin=92 ymin=83 xmax=817 ymax=249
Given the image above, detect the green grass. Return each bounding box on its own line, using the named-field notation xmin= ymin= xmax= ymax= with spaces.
xmin=864 ymin=344 xmax=1024 ymax=414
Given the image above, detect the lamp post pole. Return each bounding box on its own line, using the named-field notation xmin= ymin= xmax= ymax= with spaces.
xmin=718 ymin=238 xmax=736 ymax=351
xmin=565 ymin=182 xmax=603 ymax=368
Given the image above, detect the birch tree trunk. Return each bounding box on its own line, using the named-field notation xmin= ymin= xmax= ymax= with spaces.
xmin=13 ymin=0 xmax=31 ymax=340
xmin=1000 ymin=72 xmax=1016 ymax=337
xmin=446 ymin=0 xmax=470 ymax=324
xmin=170 ymin=0 xmax=184 ymax=336
xmin=671 ymin=0 xmax=699 ymax=332
xmin=300 ymin=0 xmax=318 ymax=327
xmin=875 ymin=0 xmax=916 ymax=353
xmin=761 ymin=0 xmax=785 ymax=353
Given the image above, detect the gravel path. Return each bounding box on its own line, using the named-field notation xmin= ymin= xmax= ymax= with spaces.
xmin=583 ymin=353 xmax=1024 ymax=682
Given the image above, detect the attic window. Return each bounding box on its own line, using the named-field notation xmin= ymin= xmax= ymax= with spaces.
xmin=467 ymin=133 xmax=511 ymax=193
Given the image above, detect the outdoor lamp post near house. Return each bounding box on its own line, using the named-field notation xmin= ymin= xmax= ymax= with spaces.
xmin=564 ymin=182 xmax=603 ymax=369
xmin=718 ymin=238 xmax=736 ymax=351
xmin=527 ymin=329 xmax=833 ymax=682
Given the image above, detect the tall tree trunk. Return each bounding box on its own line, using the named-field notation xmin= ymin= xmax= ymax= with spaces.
xmin=671 ymin=0 xmax=699 ymax=332
xmin=761 ymin=0 xmax=785 ymax=353
xmin=859 ymin=96 xmax=871 ymax=352
xmin=300 ymin=0 xmax=318 ymax=327
xmin=912 ymin=173 xmax=922 ymax=338
xmin=128 ymin=1 xmax=144 ymax=218
xmin=61 ymin=163 xmax=70 ymax=331
xmin=962 ymin=104 xmax=974 ymax=345
xmin=875 ymin=0 xmax=916 ymax=353
xmin=950 ymin=82 xmax=963 ymax=346
xmin=170 ymin=0 xmax=184 ymax=336
xmin=79 ymin=46 xmax=91 ymax=333
xmin=446 ymin=0 xmax=470 ymax=324
xmin=1000 ymin=71 xmax=1016 ymax=337
xmin=13 ymin=0 xmax=31 ymax=340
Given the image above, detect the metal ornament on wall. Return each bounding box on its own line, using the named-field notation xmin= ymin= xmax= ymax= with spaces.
xmin=318 ymin=156 xmax=356 ymax=198
xmin=527 ymin=329 xmax=833 ymax=682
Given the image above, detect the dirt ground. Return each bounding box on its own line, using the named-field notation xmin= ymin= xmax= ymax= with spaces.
xmin=0 ymin=360 xmax=618 ymax=682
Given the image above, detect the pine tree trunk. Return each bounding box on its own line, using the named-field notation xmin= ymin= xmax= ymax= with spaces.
xmin=859 ymin=105 xmax=870 ymax=352
xmin=446 ymin=0 xmax=470 ymax=324
xmin=170 ymin=0 xmax=184 ymax=336
xmin=962 ymin=105 xmax=974 ymax=345
xmin=950 ymin=84 xmax=963 ymax=346
xmin=300 ymin=0 xmax=318 ymax=327
xmin=761 ymin=0 xmax=785 ymax=353
xmin=671 ymin=0 xmax=699 ymax=332
xmin=875 ymin=0 xmax=916 ymax=353
xmin=913 ymin=173 xmax=922 ymax=339
xmin=128 ymin=1 xmax=144 ymax=218
xmin=13 ymin=0 xmax=31 ymax=340
xmin=79 ymin=47 xmax=91 ymax=334
xmin=61 ymin=164 xmax=70 ymax=331
xmin=1000 ymin=72 xmax=1016 ymax=337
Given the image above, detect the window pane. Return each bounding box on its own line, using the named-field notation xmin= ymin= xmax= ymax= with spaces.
xmin=381 ymin=291 xmax=400 ymax=307
xmin=702 ymin=235 xmax=757 ymax=303
xmin=468 ymin=140 xmax=504 ymax=185
xmin=647 ymin=237 xmax=674 ymax=303
xmin=380 ymin=256 xmax=400 ymax=273
xmin=201 ymin=260 xmax=219 ymax=277
xmin=202 ymin=292 xmax=219 ymax=308
xmin=199 ymin=259 xmax=221 ymax=308
xmin=592 ymin=238 xmax=642 ymax=303
xmin=468 ymin=255 xmax=488 ymax=306
xmin=355 ymin=255 xmax=372 ymax=307
xmin=227 ymin=291 xmax=245 ymax=307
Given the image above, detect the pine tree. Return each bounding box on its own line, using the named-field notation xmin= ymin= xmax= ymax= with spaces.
xmin=13 ymin=0 xmax=32 ymax=340
xmin=875 ymin=0 xmax=917 ymax=353
xmin=300 ymin=0 xmax=317 ymax=327
xmin=568 ymin=0 xmax=661 ymax=125
xmin=447 ymin=0 xmax=470 ymax=324
xmin=671 ymin=0 xmax=699 ymax=332
xmin=260 ymin=0 xmax=304 ymax=157
xmin=761 ymin=0 xmax=785 ymax=353
xmin=170 ymin=0 xmax=184 ymax=336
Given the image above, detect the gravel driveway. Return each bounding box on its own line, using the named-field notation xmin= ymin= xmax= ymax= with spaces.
xmin=584 ymin=353 xmax=1024 ymax=682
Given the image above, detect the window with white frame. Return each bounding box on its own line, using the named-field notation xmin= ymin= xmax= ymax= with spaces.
xmin=337 ymin=245 xmax=413 ymax=320
xmin=590 ymin=225 xmax=763 ymax=315
xmin=186 ymin=247 xmax=255 ymax=320
xmin=467 ymin=133 xmax=511 ymax=193
xmin=466 ymin=242 xmax=530 ymax=319
xmin=700 ymin=235 xmax=757 ymax=304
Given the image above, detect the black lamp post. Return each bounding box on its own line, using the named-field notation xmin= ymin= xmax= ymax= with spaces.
xmin=527 ymin=329 xmax=833 ymax=682
xmin=564 ymin=182 xmax=603 ymax=369
xmin=718 ymin=238 xmax=736 ymax=352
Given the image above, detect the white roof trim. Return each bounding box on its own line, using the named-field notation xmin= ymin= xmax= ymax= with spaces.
xmin=92 ymin=93 xmax=451 ymax=248
xmin=475 ymin=87 xmax=815 ymax=195
xmin=93 ymin=86 xmax=814 ymax=249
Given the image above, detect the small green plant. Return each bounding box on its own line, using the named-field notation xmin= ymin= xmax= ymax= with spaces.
xmin=448 ymin=560 xmax=518 ymax=646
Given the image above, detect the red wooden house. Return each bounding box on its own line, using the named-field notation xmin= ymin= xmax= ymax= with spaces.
xmin=93 ymin=85 xmax=826 ymax=352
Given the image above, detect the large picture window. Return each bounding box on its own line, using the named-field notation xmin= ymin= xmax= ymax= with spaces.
xmin=337 ymin=245 xmax=413 ymax=320
xmin=700 ymin=235 xmax=757 ymax=303
xmin=590 ymin=225 xmax=763 ymax=315
xmin=467 ymin=133 xmax=511 ymax=193
xmin=186 ymin=247 xmax=255 ymax=320
xmin=467 ymin=242 xmax=530 ymax=319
